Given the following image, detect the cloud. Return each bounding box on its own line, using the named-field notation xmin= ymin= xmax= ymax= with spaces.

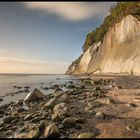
xmin=23 ymin=2 xmax=114 ymax=21
xmin=0 ymin=57 xmax=70 ymax=74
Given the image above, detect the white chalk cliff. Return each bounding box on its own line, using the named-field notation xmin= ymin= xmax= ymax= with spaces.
xmin=66 ymin=15 xmax=140 ymax=75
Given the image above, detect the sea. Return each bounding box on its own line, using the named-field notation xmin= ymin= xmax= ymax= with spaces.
xmin=0 ymin=74 xmax=80 ymax=105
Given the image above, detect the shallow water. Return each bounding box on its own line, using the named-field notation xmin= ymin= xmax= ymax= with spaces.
xmin=0 ymin=74 xmax=80 ymax=105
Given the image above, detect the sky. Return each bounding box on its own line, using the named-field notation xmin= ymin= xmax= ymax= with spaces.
xmin=0 ymin=2 xmax=114 ymax=74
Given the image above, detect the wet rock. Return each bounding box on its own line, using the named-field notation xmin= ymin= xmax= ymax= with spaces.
xmin=44 ymin=123 xmax=60 ymax=138
xmin=24 ymin=86 xmax=30 ymax=89
xmin=17 ymin=86 xmax=22 ymax=89
xmin=24 ymin=88 xmax=46 ymax=103
xmin=54 ymin=88 xmax=63 ymax=93
xmin=77 ymin=132 xmax=96 ymax=138
xmin=51 ymin=84 xmax=60 ymax=90
xmin=87 ymin=101 xmax=101 ymax=108
xmin=53 ymin=103 xmax=70 ymax=120
xmin=62 ymin=117 xmax=76 ymax=129
xmin=24 ymin=89 xmax=30 ymax=93
xmin=0 ymin=98 xmax=3 ymax=102
xmin=69 ymin=81 xmax=73 ymax=84
xmin=67 ymin=84 xmax=75 ymax=89
xmin=15 ymin=100 xmax=23 ymax=106
xmin=0 ymin=109 xmax=5 ymax=114
xmin=24 ymin=114 xmax=33 ymax=121
xmin=95 ymin=112 xmax=105 ymax=119
xmin=127 ymin=119 xmax=140 ymax=133
xmin=3 ymin=116 xmax=15 ymax=123
xmin=43 ymin=87 xmax=49 ymax=90
xmin=17 ymin=107 xmax=27 ymax=113
xmin=42 ymin=98 xmax=58 ymax=111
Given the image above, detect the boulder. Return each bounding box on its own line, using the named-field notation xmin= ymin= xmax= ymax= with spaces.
xmin=77 ymin=132 xmax=96 ymax=138
xmin=53 ymin=103 xmax=70 ymax=120
xmin=42 ymin=98 xmax=58 ymax=111
xmin=44 ymin=123 xmax=60 ymax=138
xmin=24 ymin=88 xmax=46 ymax=103
xmin=3 ymin=116 xmax=15 ymax=123
xmin=62 ymin=117 xmax=76 ymax=129
xmin=87 ymin=101 xmax=101 ymax=108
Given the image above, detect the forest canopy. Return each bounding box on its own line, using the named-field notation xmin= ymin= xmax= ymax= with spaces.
xmin=82 ymin=2 xmax=140 ymax=52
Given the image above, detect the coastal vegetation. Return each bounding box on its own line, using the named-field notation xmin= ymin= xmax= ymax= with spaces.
xmin=82 ymin=2 xmax=140 ymax=52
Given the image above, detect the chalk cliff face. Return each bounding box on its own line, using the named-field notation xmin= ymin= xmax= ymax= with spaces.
xmin=66 ymin=15 xmax=140 ymax=75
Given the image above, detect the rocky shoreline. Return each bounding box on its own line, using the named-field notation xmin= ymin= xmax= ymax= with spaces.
xmin=0 ymin=76 xmax=140 ymax=138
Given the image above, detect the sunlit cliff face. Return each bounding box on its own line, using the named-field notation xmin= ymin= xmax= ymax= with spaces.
xmin=67 ymin=15 xmax=140 ymax=75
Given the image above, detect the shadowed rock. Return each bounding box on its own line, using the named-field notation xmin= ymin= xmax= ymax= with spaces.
xmin=24 ymin=88 xmax=46 ymax=104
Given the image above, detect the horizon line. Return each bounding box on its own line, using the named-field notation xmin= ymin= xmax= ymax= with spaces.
xmin=0 ymin=73 xmax=67 ymax=75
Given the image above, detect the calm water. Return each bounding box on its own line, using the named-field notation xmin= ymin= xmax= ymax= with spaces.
xmin=0 ymin=74 xmax=80 ymax=105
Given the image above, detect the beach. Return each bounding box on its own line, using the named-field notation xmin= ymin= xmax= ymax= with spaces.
xmin=0 ymin=74 xmax=140 ymax=138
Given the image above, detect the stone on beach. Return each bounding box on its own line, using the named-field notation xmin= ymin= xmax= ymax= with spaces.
xmin=62 ymin=117 xmax=76 ymax=129
xmin=87 ymin=101 xmax=101 ymax=108
xmin=24 ymin=88 xmax=46 ymax=103
xmin=0 ymin=98 xmax=3 ymax=102
xmin=57 ymin=94 xmax=70 ymax=103
xmin=44 ymin=123 xmax=60 ymax=138
xmin=54 ymin=88 xmax=63 ymax=93
xmin=77 ymin=132 xmax=96 ymax=138
xmin=42 ymin=98 xmax=58 ymax=110
xmin=53 ymin=103 xmax=70 ymax=120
